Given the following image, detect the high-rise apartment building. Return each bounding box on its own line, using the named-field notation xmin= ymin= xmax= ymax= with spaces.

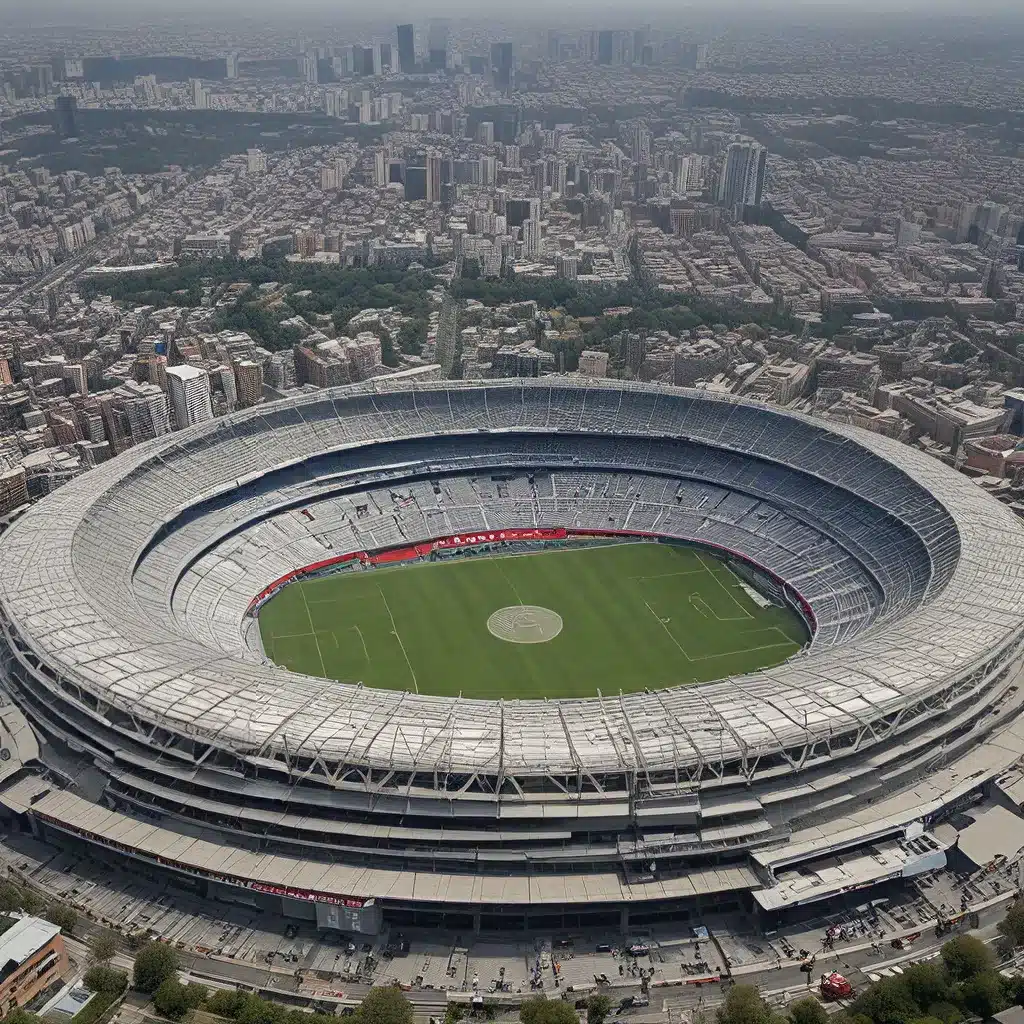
xmin=302 ymin=51 xmax=319 ymax=84
xmin=190 ymin=78 xmax=208 ymax=109
xmin=246 ymin=148 xmax=267 ymax=175
xmin=717 ymin=141 xmax=767 ymax=210
xmin=522 ymin=218 xmax=541 ymax=257
xmin=166 ymin=365 xmax=214 ymax=430
xmin=397 ymin=24 xmax=416 ymax=73
xmin=225 ymin=52 xmax=239 ymax=79
xmin=426 ymin=151 xmax=443 ymax=204
xmin=233 ymin=360 xmax=264 ymax=409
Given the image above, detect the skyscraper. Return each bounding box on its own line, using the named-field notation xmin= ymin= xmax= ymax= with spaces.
xmin=225 ymin=52 xmax=239 ymax=79
xmin=54 ymin=95 xmax=77 ymax=137
xmin=166 ymin=365 xmax=214 ymax=430
xmin=490 ymin=42 xmax=514 ymax=88
xmin=717 ymin=141 xmax=767 ymax=210
xmin=397 ymin=24 xmax=415 ymax=73
xmin=426 ymin=151 xmax=443 ymax=204
xmin=597 ymin=31 xmax=614 ymax=65
xmin=302 ymin=51 xmax=320 ymax=83
xmin=428 ymin=21 xmax=448 ymax=71
xmin=190 ymin=78 xmax=208 ymax=109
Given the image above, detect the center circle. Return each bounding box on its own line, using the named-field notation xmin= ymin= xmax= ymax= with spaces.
xmin=487 ymin=605 xmax=564 ymax=644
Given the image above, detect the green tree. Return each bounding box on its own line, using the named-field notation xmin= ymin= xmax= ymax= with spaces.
xmin=520 ymin=998 xmax=580 ymax=1024
xmin=89 ymin=932 xmax=119 ymax=964
xmin=789 ymin=998 xmax=828 ymax=1024
xmin=717 ymin=984 xmax=776 ymax=1024
xmin=236 ymin=994 xmax=286 ymax=1024
xmin=2 ymin=1009 xmax=43 ymax=1024
xmin=941 ymin=935 xmax=992 ymax=982
xmin=999 ymin=900 xmax=1024 ymax=949
xmin=924 ymin=1003 xmax=962 ymax=1024
xmin=83 ymin=966 xmax=129 ymax=996
xmin=205 ymin=990 xmax=249 ymax=1018
xmin=353 ymin=987 xmax=416 ymax=1024
xmin=586 ymin=995 xmax=613 ymax=1024
xmin=133 ymin=941 xmax=180 ymax=994
xmin=850 ymin=977 xmax=918 ymax=1024
xmin=901 ymin=963 xmax=950 ymax=1010
xmin=153 ymin=978 xmax=199 ymax=1020
xmin=0 ymin=882 xmax=23 ymax=914
xmin=47 ymin=904 xmax=78 ymax=935
xmin=957 ymin=971 xmax=1007 ymax=1017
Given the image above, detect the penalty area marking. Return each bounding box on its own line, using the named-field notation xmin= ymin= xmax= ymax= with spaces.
xmin=487 ymin=605 xmax=564 ymax=644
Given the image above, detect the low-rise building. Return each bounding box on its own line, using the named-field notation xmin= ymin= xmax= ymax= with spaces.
xmin=0 ymin=916 xmax=69 ymax=1014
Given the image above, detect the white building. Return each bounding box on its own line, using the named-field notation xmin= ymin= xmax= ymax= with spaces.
xmin=246 ymin=148 xmax=267 ymax=175
xmin=166 ymin=365 xmax=214 ymax=430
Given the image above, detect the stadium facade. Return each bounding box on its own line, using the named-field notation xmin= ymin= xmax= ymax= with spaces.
xmin=2 ymin=378 xmax=1024 ymax=934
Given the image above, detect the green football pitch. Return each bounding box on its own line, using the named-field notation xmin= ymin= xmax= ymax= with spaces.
xmin=257 ymin=542 xmax=808 ymax=699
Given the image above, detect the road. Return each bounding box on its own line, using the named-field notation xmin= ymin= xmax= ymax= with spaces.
xmin=56 ymin=893 xmax=1019 ymax=1024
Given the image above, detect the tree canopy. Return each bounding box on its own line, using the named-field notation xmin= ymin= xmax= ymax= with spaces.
xmin=352 ymin=987 xmax=416 ymax=1024
xmin=520 ymin=997 xmax=581 ymax=1024
xmin=132 ymin=940 xmax=180 ymax=994
xmin=940 ymin=935 xmax=992 ymax=983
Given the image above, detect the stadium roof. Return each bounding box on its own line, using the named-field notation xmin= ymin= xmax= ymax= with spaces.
xmin=1 ymin=378 xmax=1023 ymax=778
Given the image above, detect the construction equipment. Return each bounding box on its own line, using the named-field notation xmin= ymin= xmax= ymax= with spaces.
xmin=820 ymin=972 xmax=854 ymax=1001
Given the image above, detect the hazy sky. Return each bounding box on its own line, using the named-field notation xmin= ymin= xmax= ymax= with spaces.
xmin=2 ymin=0 xmax=1023 ymax=29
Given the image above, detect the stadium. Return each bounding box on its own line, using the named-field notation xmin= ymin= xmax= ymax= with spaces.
xmin=2 ymin=377 xmax=1024 ymax=937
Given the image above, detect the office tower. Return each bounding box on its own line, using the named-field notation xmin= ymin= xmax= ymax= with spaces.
xmin=428 ymin=21 xmax=448 ymax=71
xmin=490 ymin=42 xmax=514 ymax=88
xmin=378 ymin=43 xmax=392 ymax=72
xmin=166 ymin=365 xmax=213 ymax=430
xmin=189 ymin=78 xmax=208 ymax=109
xmin=225 ymin=52 xmax=239 ymax=79
xmin=632 ymin=28 xmax=648 ymax=64
xmin=426 ymin=151 xmax=442 ymax=204
xmin=404 ymin=166 xmax=427 ymax=201
xmin=397 ymin=24 xmax=415 ymax=73
xmin=717 ymin=141 xmax=767 ymax=210
xmin=477 ymin=121 xmax=495 ymax=146
xmin=54 ymin=95 xmax=77 ymax=137
xmin=233 ymin=360 xmax=263 ymax=409
xmin=597 ymin=31 xmax=613 ymax=65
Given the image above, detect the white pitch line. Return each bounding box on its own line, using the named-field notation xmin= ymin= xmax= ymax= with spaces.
xmin=351 ymin=624 xmax=370 ymax=662
xmin=377 ymin=586 xmax=418 ymax=694
xmin=687 ymin=639 xmax=798 ymax=663
xmin=492 ymin=554 xmax=527 ymax=607
xmin=696 ymin=553 xmax=754 ymax=620
xmin=641 ymin=598 xmax=692 ymax=662
xmin=631 ymin=569 xmax=707 ymax=582
xmin=298 ymin=585 xmax=328 ymax=678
